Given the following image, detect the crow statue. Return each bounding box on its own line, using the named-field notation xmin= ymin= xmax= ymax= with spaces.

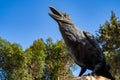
xmin=49 ymin=7 xmax=115 ymax=80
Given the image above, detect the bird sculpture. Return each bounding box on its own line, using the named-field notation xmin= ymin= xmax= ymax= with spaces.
xmin=49 ymin=7 xmax=115 ymax=80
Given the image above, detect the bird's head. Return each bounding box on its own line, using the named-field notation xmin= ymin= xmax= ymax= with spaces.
xmin=49 ymin=7 xmax=73 ymax=25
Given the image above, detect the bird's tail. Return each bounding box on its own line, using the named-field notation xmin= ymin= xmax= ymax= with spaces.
xmin=97 ymin=64 xmax=115 ymax=80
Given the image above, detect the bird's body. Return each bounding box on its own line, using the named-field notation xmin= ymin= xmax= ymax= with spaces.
xmin=58 ymin=21 xmax=107 ymax=76
xmin=59 ymin=23 xmax=104 ymax=69
xmin=49 ymin=7 xmax=115 ymax=80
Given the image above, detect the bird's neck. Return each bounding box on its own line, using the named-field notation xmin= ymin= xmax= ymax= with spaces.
xmin=58 ymin=23 xmax=78 ymax=44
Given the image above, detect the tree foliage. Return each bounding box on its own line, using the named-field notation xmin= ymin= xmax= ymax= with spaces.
xmin=97 ymin=11 xmax=120 ymax=79
xmin=0 ymin=37 xmax=74 ymax=80
xmin=25 ymin=39 xmax=46 ymax=79
xmin=0 ymin=37 xmax=32 ymax=80
xmin=43 ymin=38 xmax=73 ymax=80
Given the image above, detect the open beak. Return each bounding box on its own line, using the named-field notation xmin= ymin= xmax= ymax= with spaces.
xmin=49 ymin=6 xmax=62 ymax=21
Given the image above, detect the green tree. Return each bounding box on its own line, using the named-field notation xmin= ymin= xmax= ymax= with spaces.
xmin=0 ymin=37 xmax=74 ymax=80
xmin=97 ymin=11 xmax=120 ymax=79
xmin=43 ymin=38 xmax=74 ymax=80
xmin=0 ymin=37 xmax=32 ymax=80
xmin=25 ymin=39 xmax=46 ymax=80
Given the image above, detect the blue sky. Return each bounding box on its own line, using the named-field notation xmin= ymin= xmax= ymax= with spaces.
xmin=0 ymin=0 xmax=120 ymax=76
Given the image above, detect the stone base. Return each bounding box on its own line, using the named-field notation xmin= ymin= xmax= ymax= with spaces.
xmin=67 ymin=75 xmax=110 ymax=80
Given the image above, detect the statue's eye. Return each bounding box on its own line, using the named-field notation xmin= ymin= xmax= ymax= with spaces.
xmin=64 ymin=13 xmax=67 ymax=17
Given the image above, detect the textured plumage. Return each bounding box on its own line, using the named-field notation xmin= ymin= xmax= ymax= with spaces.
xmin=49 ymin=7 xmax=114 ymax=80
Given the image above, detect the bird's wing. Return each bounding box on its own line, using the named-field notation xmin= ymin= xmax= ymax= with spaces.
xmin=83 ymin=31 xmax=103 ymax=54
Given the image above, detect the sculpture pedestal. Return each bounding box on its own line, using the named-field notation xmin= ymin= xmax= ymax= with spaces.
xmin=67 ymin=75 xmax=110 ymax=80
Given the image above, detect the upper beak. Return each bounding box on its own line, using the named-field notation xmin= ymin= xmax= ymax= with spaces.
xmin=49 ymin=6 xmax=62 ymax=20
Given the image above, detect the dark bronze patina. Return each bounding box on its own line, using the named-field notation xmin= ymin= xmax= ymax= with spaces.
xmin=49 ymin=7 xmax=115 ymax=80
